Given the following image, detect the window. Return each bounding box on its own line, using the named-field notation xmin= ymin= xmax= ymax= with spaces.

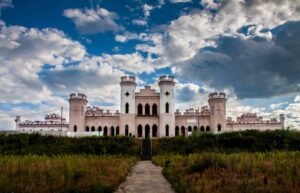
xmin=138 ymin=125 xmax=142 ymax=137
xmin=74 ymin=125 xmax=77 ymax=132
xmin=165 ymin=125 xmax=169 ymax=137
xmin=206 ymin=126 xmax=210 ymax=132
xmin=138 ymin=104 xmax=143 ymax=115
xmin=125 ymin=103 xmax=129 ymax=114
xmin=91 ymin=126 xmax=95 ymax=132
xmin=165 ymin=102 xmax=169 ymax=113
xmin=104 ymin=126 xmax=108 ymax=136
xmin=217 ymin=124 xmax=222 ymax=132
xmin=85 ymin=126 xmax=89 ymax=132
xmin=152 ymin=125 xmax=157 ymax=137
xmin=181 ymin=126 xmax=185 ymax=137
xmin=175 ymin=126 xmax=179 ymax=136
xmin=98 ymin=126 xmax=102 ymax=132
xmin=125 ymin=125 xmax=129 ymax=136
xmin=194 ymin=126 xmax=198 ymax=132
xmin=145 ymin=103 xmax=150 ymax=115
xmin=200 ymin=126 xmax=205 ymax=132
xmin=152 ymin=104 xmax=157 ymax=115
xmin=116 ymin=126 xmax=120 ymax=135
xmin=110 ymin=126 xmax=115 ymax=136
xmin=188 ymin=126 xmax=192 ymax=132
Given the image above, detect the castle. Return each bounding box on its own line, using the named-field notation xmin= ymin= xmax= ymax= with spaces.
xmin=15 ymin=75 xmax=285 ymax=137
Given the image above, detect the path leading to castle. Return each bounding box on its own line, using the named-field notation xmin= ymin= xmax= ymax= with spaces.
xmin=114 ymin=161 xmax=175 ymax=193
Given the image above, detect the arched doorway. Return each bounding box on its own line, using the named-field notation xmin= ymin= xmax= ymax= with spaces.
xmin=217 ymin=124 xmax=222 ymax=132
xmin=175 ymin=126 xmax=179 ymax=136
xmin=181 ymin=126 xmax=185 ymax=137
xmin=104 ymin=126 xmax=108 ymax=136
xmin=125 ymin=125 xmax=129 ymax=136
xmin=110 ymin=126 xmax=115 ymax=136
xmin=188 ymin=126 xmax=192 ymax=132
xmin=206 ymin=126 xmax=210 ymax=132
xmin=145 ymin=124 xmax=150 ymax=138
xmin=74 ymin=125 xmax=77 ymax=132
xmin=91 ymin=126 xmax=95 ymax=132
xmin=116 ymin=126 xmax=120 ymax=135
xmin=145 ymin=104 xmax=150 ymax=115
xmin=152 ymin=104 xmax=157 ymax=115
xmin=200 ymin=126 xmax=205 ymax=132
xmin=98 ymin=126 xmax=102 ymax=132
xmin=138 ymin=125 xmax=142 ymax=137
xmin=138 ymin=104 xmax=143 ymax=115
xmin=152 ymin=124 xmax=158 ymax=137
xmin=193 ymin=126 xmax=198 ymax=132
xmin=86 ymin=126 xmax=89 ymax=132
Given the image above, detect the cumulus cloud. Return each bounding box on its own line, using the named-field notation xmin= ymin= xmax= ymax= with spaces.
xmin=177 ymin=21 xmax=300 ymax=99
xmin=64 ymin=6 xmax=123 ymax=34
xmin=169 ymin=0 xmax=191 ymax=3
xmin=132 ymin=19 xmax=147 ymax=26
xmin=0 ymin=0 xmax=12 ymax=9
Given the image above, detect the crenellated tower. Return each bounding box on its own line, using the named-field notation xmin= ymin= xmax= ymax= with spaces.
xmin=159 ymin=75 xmax=175 ymax=137
xmin=69 ymin=93 xmax=88 ymax=132
xmin=120 ymin=76 xmax=137 ymax=136
xmin=208 ymin=92 xmax=226 ymax=133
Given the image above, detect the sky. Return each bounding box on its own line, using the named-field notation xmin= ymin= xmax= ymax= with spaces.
xmin=0 ymin=0 xmax=299 ymax=130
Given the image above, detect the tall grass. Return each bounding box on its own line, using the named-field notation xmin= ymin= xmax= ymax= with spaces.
xmin=153 ymin=152 xmax=300 ymax=193
xmin=0 ymin=155 xmax=138 ymax=193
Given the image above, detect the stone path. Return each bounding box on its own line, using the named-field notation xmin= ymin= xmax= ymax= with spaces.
xmin=115 ymin=161 xmax=175 ymax=193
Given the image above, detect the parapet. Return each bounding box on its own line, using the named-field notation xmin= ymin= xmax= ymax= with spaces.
xmin=158 ymin=75 xmax=175 ymax=85
xmin=120 ymin=76 xmax=136 ymax=85
xmin=69 ymin=93 xmax=88 ymax=101
xmin=208 ymin=92 xmax=226 ymax=100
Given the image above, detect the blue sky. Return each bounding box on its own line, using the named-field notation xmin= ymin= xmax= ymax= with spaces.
xmin=0 ymin=0 xmax=299 ymax=129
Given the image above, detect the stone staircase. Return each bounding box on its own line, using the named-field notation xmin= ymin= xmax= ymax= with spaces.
xmin=141 ymin=138 xmax=152 ymax=160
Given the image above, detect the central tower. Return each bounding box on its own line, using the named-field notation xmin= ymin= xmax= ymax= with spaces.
xmin=159 ymin=75 xmax=175 ymax=137
xmin=120 ymin=76 xmax=137 ymax=136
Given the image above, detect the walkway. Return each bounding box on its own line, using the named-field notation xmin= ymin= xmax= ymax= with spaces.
xmin=115 ymin=161 xmax=175 ymax=193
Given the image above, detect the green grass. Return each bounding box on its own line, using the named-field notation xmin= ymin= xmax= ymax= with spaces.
xmin=0 ymin=155 xmax=138 ymax=193
xmin=153 ymin=152 xmax=300 ymax=193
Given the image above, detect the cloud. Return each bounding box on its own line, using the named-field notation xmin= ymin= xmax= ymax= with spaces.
xmin=169 ymin=0 xmax=191 ymax=3
xmin=143 ymin=4 xmax=153 ymax=18
xmin=176 ymin=21 xmax=300 ymax=99
xmin=64 ymin=6 xmax=123 ymax=34
xmin=132 ymin=19 xmax=147 ymax=26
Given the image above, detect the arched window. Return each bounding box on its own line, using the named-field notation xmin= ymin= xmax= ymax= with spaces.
xmin=104 ymin=126 xmax=108 ymax=136
xmin=85 ymin=126 xmax=90 ymax=132
xmin=200 ymin=126 xmax=205 ymax=132
xmin=74 ymin=125 xmax=77 ymax=132
xmin=193 ymin=126 xmax=198 ymax=132
xmin=152 ymin=125 xmax=157 ymax=137
xmin=175 ymin=126 xmax=179 ymax=136
xmin=181 ymin=126 xmax=185 ymax=137
xmin=145 ymin=103 xmax=150 ymax=115
xmin=125 ymin=103 xmax=129 ymax=114
xmin=165 ymin=124 xmax=169 ymax=137
xmin=125 ymin=125 xmax=129 ymax=136
xmin=188 ymin=126 xmax=192 ymax=132
xmin=145 ymin=124 xmax=150 ymax=138
xmin=110 ymin=126 xmax=115 ymax=136
xmin=138 ymin=104 xmax=143 ymax=115
xmin=91 ymin=126 xmax=95 ymax=132
xmin=116 ymin=126 xmax=120 ymax=135
xmin=152 ymin=104 xmax=157 ymax=115
xmin=206 ymin=126 xmax=210 ymax=132
xmin=138 ymin=125 xmax=142 ymax=137
xmin=217 ymin=124 xmax=222 ymax=132
xmin=165 ymin=102 xmax=169 ymax=113
xmin=98 ymin=126 xmax=102 ymax=132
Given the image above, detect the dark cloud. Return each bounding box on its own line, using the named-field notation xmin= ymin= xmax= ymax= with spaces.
xmin=177 ymin=21 xmax=300 ymax=99
xmin=176 ymin=85 xmax=198 ymax=102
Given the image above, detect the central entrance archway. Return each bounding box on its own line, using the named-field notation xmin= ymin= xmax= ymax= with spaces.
xmin=145 ymin=124 xmax=150 ymax=138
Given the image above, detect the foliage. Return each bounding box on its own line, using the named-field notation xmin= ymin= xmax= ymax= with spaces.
xmin=0 ymin=134 xmax=140 ymax=155
xmin=153 ymin=152 xmax=300 ymax=193
xmin=152 ymin=130 xmax=300 ymax=154
xmin=0 ymin=155 xmax=138 ymax=193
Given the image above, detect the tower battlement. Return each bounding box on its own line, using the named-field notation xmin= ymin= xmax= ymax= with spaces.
xmin=158 ymin=75 xmax=175 ymax=86
xmin=69 ymin=93 xmax=87 ymax=100
xmin=208 ymin=92 xmax=226 ymax=100
xmin=120 ymin=76 xmax=136 ymax=83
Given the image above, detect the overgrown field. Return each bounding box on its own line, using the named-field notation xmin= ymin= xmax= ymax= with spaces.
xmin=153 ymin=152 xmax=300 ymax=193
xmin=0 ymin=134 xmax=140 ymax=155
xmin=152 ymin=130 xmax=300 ymax=154
xmin=0 ymin=155 xmax=138 ymax=193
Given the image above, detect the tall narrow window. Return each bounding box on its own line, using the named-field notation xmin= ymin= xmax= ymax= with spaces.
xmin=116 ymin=126 xmax=120 ymax=135
xmin=175 ymin=126 xmax=179 ymax=136
xmin=152 ymin=125 xmax=157 ymax=137
xmin=74 ymin=125 xmax=77 ymax=132
xmin=85 ymin=126 xmax=89 ymax=132
xmin=138 ymin=125 xmax=142 ymax=137
xmin=138 ymin=104 xmax=143 ymax=115
xmin=125 ymin=125 xmax=129 ymax=136
xmin=217 ymin=124 xmax=222 ymax=132
xmin=125 ymin=103 xmax=129 ymax=114
xmin=145 ymin=103 xmax=150 ymax=115
xmin=152 ymin=104 xmax=157 ymax=115
xmin=206 ymin=126 xmax=210 ymax=132
xmin=104 ymin=126 xmax=108 ymax=136
xmin=98 ymin=126 xmax=102 ymax=132
xmin=111 ymin=126 xmax=115 ymax=136
xmin=91 ymin=126 xmax=95 ymax=132
xmin=165 ymin=124 xmax=169 ymax=137
xmin=165 ymin=102 xmax=169 ymax=113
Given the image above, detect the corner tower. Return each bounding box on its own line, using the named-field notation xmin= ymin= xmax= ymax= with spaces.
xmin=69 ymin=93 xmax=88 ymax=132
xmin=120 ymin=76 xmax=137 ymax=136
xmin=208 ymin=92 xmax=226 ymax=133
xmin=159 ymin=75 xmax=175 ymax=137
